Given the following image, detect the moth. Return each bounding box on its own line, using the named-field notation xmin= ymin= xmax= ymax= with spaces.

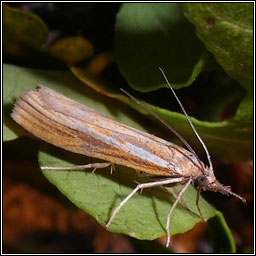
xmin=11 ymin=69 xmax=246 ymax=247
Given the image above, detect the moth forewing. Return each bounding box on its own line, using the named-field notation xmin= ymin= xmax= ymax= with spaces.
xmin=11 ymin=85 xmax=204 ymax=178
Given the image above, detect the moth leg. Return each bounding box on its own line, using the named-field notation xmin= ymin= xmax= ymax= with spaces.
xmin=196 ymin=188 xmax=207 ymax=222
xmin=162 ymin=186 xmax=194 ymax=217
xmin=41 ymin=162 xmax=113 ymax=172
xmin=165 ymin=178 xmax=192 ymax=248
xmin=105 ymin=177 xmax=185 ymax=230
xmin=133 ymin=180 xmax=144 ymax=194
xmin=110 ymin=164 xmax=116 ymax=174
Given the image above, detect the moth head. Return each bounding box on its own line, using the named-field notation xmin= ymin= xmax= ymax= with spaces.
xmin=196 ymin=168 xmax=246 ymax=204
xmin=195 ymin=165 xmax=216 ymax=188
xmin=194 ymin=166 xmax=246 ymax=203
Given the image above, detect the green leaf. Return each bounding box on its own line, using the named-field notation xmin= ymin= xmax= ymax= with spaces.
xmin=182 ymin=3 xmax=253 ymax=90
xmin=232 ymin=93 xmax=253 ymax=122
xmin=3 ymin=4 xmax=48 ymax=56
xmin=47 ymin=36 xmax=94 ymax=65
xmin=39 ymin=145 xmax=215 ymax=240
xmin=208 ymin=211 xmax=236 ymax=253
xmin=115 ymin=3 xmax=207 ymax=91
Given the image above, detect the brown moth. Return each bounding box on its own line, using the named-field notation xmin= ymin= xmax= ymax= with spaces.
xmin=11 ymin=69 xmax=246 ymax=247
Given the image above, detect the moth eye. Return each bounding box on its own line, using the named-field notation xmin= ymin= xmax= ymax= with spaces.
xmin=195 ymin=175 xmax=208 ymax=187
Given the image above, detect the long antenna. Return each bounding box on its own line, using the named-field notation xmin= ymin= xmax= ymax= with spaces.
xmin=120 ymin=89 xmax=205 ymax=173
xmin=159 ymin=67 xmax=213 ymax=171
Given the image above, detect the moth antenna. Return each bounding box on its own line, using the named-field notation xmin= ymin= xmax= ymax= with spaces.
xmin=159 ymin=67 xmax=213 ymax=171
xmin=120 ymin=89 xmax=205 ymax=173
